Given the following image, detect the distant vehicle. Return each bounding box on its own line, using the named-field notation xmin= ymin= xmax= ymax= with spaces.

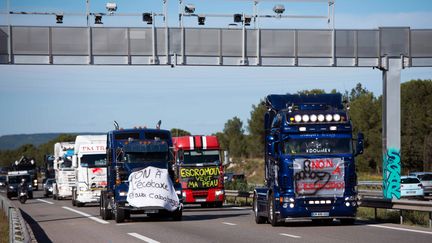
xmin=43 ymin=178 xmax=55 ymax=197
xmin=52 ymin=142 xmax=76 ymax=200
xmin=172 ymin=135 xmax=225 ymax=208
xmin=409 ymin=172 xmax=432 ymax=196
xmin=71 ymin=135 xmax=107 ymax=207
xmin=6 ymin=171 xmax=33 ymax=199
xmin=400 ymin=176 xmax=424 ymax=198
xmin=0 ymin=175 xmax=6 ymax=189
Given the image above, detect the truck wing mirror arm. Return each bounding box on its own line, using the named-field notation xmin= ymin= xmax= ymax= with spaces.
xmin=355 ymin=132 xmax=364 ymax=156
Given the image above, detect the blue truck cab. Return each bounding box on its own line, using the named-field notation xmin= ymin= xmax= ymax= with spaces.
xmin=100 ymin=127 xmax=183 ymax=223
xmin=253 ymin=94 xmax=364 ymax=226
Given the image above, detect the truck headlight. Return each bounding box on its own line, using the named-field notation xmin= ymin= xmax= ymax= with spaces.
xmin=119 ymin=191 xmax=127 ymax=196
xmin=215 ymin=190 xmax=224 ymax=196
xmin=28 ymin=184 xmax=32 ymax=188
xmin=9 ymin=186 xmax=14 ymax=189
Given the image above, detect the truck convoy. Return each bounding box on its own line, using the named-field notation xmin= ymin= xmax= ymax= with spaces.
xmin=71 ymin=135 xmax=107 ymax=207
xmin=172 ymin=135 xmax=225 ymax=207
xmin=100 ymin=126 xmax=183 ymax=223
xmin=253 ymin=94 xmax=364 ymax=226
xmin=52 ymin=142 xmax=76 ymax=200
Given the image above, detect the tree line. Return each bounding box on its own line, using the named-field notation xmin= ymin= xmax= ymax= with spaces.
xmin=1 ymin=79 xmax=431 ymax=174
xmin=215 ymin=79 xmax=432 ymax=173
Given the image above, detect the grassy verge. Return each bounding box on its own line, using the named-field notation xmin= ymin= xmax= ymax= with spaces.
xmin=225 ymin=196 xmax=252 ymax=206
xmin=0 ymin=209 xmax=8 ymax=243
xmin=357 ymin=173 xmax=382 ymax=181
xmin=358 ymin=207 xmax=430 ymax=227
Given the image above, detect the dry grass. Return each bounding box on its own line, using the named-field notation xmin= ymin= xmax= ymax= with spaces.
xmin=0 ymin=210 xmax=8 ymax=243
xmin=226 ymin=157 xmax=264 ymax=185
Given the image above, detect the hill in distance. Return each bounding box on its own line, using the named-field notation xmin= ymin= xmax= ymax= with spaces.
xmin=0 ymin=133 xmax=104 ymax=150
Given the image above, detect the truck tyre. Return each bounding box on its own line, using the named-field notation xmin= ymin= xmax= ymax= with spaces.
xmin=29 ymin=192 xmax=33 ymax=199
xmin=76 ymin=202 xmax=84 ymax=207
xmin=114 ymin=206 xmax=125 ymax=223
xmin=253 ymin=193 xmax=266 ymax=224
xmin=124 ymin=210 xmax=131 ymax=220
xmin=340 ymin=218 xmax=355 ymax=225
xmin=172 ymin=208 xmax=182 ymax=221
xmin=215 ymin=201 xmax=223 ymax=208
xmin=100 ymin=191 xmax=112 ymax=220
xmin=72 ymin=188 xmax=76 ymax=206
xmin=268 ymin=193 xmax=280 ymax=226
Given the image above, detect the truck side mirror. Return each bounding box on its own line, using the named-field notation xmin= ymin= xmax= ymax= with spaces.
xmin=223 ymin=150 xmax=229 ymax=166
xmin=355 ymin=132 xmax=364 ymax=156
xmin=53 ymin=159 xmax=58 ymax=170
xmin=72 ymin=155 xmax=78 ymax=168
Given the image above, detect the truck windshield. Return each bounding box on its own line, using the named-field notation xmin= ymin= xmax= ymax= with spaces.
xmin=8 ymin=175 xmax=31 ymax=184
xmin=125 ymin=152 xmax=169 ymax=163
xmin=60 ymin=158 xmax=73 ymax=168
xmin=284 ymin=137 xmax=352 ymax=155
xmin=80 ymin=154 xmax=107 ymax=167
xmin=183 ymin=150 xmax=220 ymax=164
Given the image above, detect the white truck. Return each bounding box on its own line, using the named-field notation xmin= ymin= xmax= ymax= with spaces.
xmin=52 ymin=142 xmax=76 ymax=200
xmin=71 ymin=135 xmax=107 ymax=207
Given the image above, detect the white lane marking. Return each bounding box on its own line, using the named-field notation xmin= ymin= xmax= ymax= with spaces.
xmin=62 ymin=206 xmax=109 ymax=224
xmin=128 ymin=233 xmax=160 ymax=243
xmin=367 ymin=224 xmax=432 ymax=235
xmin=222 ymin=222 xmax=237 ymax=226
xmin=37 ymin=199 xmax=54 ymax=205
xmin=229 ymin=207 xmax=250 ymax=210
xmin=279 ymin=233 xmax=302 ymax=239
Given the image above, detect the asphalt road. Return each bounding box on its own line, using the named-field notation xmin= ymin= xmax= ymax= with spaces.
xmin=5 ymin=190 xmax=432 ymax=243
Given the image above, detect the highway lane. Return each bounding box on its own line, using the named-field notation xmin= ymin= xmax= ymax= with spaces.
xmin=5 ymin=190 xmax=432 ymax=243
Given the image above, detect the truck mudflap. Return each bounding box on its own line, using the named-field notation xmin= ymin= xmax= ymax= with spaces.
xmin=253 ymin=187 xmax=269 ymax=220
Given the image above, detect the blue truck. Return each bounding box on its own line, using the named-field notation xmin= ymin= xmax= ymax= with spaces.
xmin=99 ymin=127 xmax=183 ymax=223
xmin=253 ymin=94 xmax=364 ymax=226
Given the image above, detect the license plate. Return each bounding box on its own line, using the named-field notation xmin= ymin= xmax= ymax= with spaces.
xmin=311 ymin=212 xmax=329 ymax=217
xmin=195 ymin=198 xmax=206 ymax=202
xmin=406 ymin=190 xmax=415 ymax=194
xmin=144 ymin=210 xmax=158 ymax=214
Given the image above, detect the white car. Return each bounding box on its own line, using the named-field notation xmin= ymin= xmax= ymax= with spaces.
xmin=400 ymin=176 xmax=424 ymax=198
xmin=409 ymin=172 xmax=432 ymax=196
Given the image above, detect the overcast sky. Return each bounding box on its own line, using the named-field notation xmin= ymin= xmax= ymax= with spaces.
xmin=0 ymin=0 xmax=431 ymax=136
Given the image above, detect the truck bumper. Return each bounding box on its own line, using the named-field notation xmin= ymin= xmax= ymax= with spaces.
xmin=77 ymin=190 xmax=102 ymax=203
xmin=183 ymin=188 xmax=224 ymax=204
xmin=58 ymin=186 xmax=72 ymax=198
xmin=278 ymin=198 xmax=357 ymax=219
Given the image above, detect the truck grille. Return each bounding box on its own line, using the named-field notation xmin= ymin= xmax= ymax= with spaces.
xmin=192 ymin=190 xmax=208 ymax=197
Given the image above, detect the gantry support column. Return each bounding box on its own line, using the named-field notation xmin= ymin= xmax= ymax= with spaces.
xmin=382 ymin=57 xmax=402 ymax=199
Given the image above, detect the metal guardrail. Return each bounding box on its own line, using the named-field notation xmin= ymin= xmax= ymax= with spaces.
xmin=0 ymin=194 xmax=37 ymax=243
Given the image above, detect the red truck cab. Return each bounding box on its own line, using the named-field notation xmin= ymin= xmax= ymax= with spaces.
xmin=172 ymin=136 xmax=225 ymax=207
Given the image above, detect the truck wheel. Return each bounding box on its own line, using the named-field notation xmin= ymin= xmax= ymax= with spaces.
xmin=172 ymin=208 xmax=182 ymax=221
xmin=215 ymin=202 xmax=223 ymax=208
xmin=268 ymin=193 xmax=280 ymax=226
xmin=100 ymin=191 xmax=112 ymax=220
xmin=114 ymin=206 xmax=125 ymax=223
xmin=124 ymin=210 xmax=131 ymax=220
xmin=76 ymin=202 xmax=84 ymax=207
xmin=29 ymin=192 xmax=33 ymax=199
xmin=254 ymin=193 xmax=266 ymax=224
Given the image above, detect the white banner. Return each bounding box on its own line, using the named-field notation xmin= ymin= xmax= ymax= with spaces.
xmin=126 ymin=166 xmax=180 ymax=211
